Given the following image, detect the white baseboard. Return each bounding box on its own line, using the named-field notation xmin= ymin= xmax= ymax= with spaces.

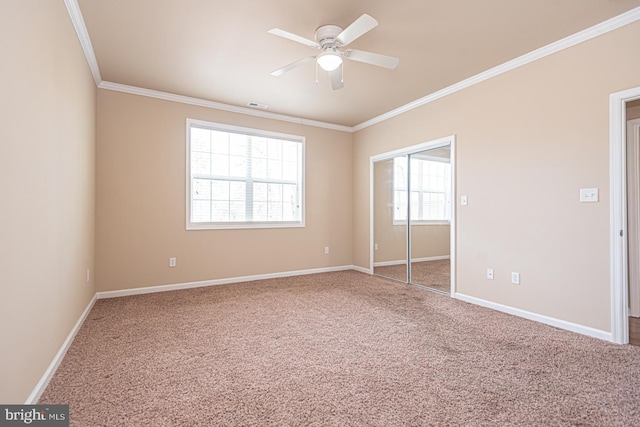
xmin=374 ymin=255 xmax=450 ymax=268
xmin=96 ymin=265 xmax=358 ymax=299
xmin=351 ymin=265 xmax=372 ymax=274
xmin=454 ymin=292 xmax=613 ymax=342
xmin=25 ymin=294 xmax=97 ymax=404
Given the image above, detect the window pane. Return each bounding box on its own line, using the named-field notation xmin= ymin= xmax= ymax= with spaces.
xmin=268 ymin=160 xmax=282 ymax=180
xmin=211 ymin=180 xmax=229 ymax=200
xmin=211 ymin=131 xmax=229 ymax=154
xmin=423 ymin=192 xmax=445 ymax=220
xmin=229 ymin=134 xmax=247 ymax=156
xmin=192 ymin=200 xmax=211 ymax=222
xmin=282 ymin=161 xmax=297 ymax=181
xmin=252 ymin=158 xmax=267 ymax=179
xmin=253 ymin=202 xmax=268 ymax=221
xmin=191 ymin=128 xmax=211 ymax=152
xmin=268 ymin=201 xmax=283 ymax=221
xmin=410 ymin=191 xmax=419 ymax=219
xmin=192 ymin=179 xmax=211 ymax=200
xmin=282 ymin=141 xmax=298 ymax=162
xmin=229 ymin=155 xmax=247 ymax=177
xmin=253 ymin=182 xmax=268 ymax=201
xmin=229 ymin=201 xmax=245 ymax=221
xmin=192 ymin=152 xmax=211 ymax=175
xmin=230 ymin=181 xmax=246 ymax=201
xmin=252 ymin=138 xmax=268 ymax=158
xmin=282 ymin=202 xmax=295 ymax=221
xmin=282 ymin=184 xmax=296 ymax=204
xmin=394 ymin=157 xmax=407 ymax=190
xmin=211 ymin=154 xmax=229 ymax=176
xmin=268 ymin=139 xmax=282 ymax=160
xmin=211 ymin=201 xmax=229 ymax=222
xmin=394 ymin=190 xmax=407 ymax=221
xmin=268 ymin=183 xmax=282 ymax=201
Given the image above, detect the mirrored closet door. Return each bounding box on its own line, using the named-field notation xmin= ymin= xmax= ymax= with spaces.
xmin=372 ymin=138 xmax=454 ymax=294
xmin=373 ymin=157 xmax=408 ymax=282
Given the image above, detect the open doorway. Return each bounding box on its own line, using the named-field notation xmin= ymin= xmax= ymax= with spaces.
xmin=626 ymin=100 xmax=640 ymax=346
xmin=610 ymin=86 xmax=640 ymax=345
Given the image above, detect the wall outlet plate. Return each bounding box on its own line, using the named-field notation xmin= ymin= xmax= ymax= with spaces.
xmin=511 ymin=272 xmax=520 ymax=285
xmin=487 ymin=268 xmax=494 ymax=280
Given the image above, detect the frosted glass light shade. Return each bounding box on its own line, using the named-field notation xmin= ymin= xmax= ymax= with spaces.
xmin=317 ymin=52 xmax=342 ymax=71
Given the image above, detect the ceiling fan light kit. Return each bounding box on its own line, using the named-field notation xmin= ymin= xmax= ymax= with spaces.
xmin=268 ymin=14 xmax=399 ymax=90
xmin=317 ymin=51 xmax=342 ymax=71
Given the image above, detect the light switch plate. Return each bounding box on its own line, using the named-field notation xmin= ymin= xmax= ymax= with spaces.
xmin=461 ymin=195 xmax=468 ymax=206
xmin=580 ymin=188 xmax=598 ymax=203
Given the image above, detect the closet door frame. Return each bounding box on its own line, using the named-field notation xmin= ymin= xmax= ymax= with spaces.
xmin=369 ymin=135 xmax=456 ymax=295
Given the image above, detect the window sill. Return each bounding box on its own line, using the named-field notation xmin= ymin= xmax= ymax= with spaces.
xmin=392 ymin=220 xmax=450 ymax=226
xmin=187 ymin=221 xmax=305 ymax=230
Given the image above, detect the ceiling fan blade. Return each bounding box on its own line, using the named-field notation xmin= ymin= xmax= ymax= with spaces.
xmin=329 ymin=66 xmax=344 ymax=91
xmin=270 ymin=56 xmax=316 ymax=76
xmin=345 ymin=49 xmax=399 ymax=70
xmin=268 ymin=28 xmax=320 ymax=49
xmin=336 ymin=14 xmax=378 ymax=46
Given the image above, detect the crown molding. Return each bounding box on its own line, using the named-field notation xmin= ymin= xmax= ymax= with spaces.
xmin=64 ymin=2 xmax=640 ymax=133
xmin=63 ymin=0 xmax=101 ymax=85
xmin=352 ymin=6 xmax=640 ymax=131
xmin=97 ymin=81 xmax=353 ymax=132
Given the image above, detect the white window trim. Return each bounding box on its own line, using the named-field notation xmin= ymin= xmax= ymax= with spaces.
xmin=185 ymin=118 xmax=305 ymax=230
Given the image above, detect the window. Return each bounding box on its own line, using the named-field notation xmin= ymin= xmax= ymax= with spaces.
xmin=393 ymin=156 xmax=451 ymax=224
xmin=187 ymin=119 xmax=304 ymax=229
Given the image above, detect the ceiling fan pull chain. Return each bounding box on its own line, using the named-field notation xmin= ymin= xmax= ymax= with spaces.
xmin=341 ymin=63 xmax=344 ymax=83
xmin=315 ymin=60 xmax=319 ymax=84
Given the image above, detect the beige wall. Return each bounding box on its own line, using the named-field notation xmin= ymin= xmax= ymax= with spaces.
xmin=354 ymin=21 xmax=640 ymax=332
xmin=373 ymin=159 xmax=450 ymax=264
xmin=96 ymin=90 xmax=353 ymax=291
xmin=0 ymin=1 xmax=96 ymax=403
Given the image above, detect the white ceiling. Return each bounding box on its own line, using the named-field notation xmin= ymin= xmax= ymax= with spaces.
xmin=76 ymin=0 xmax=640 ymax=127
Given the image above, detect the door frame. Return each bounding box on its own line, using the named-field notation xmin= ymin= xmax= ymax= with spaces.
xmin=610 ymin=85 xmax=640 ymax=344
xmin=369 ymin=135 xmax=456 ymax=296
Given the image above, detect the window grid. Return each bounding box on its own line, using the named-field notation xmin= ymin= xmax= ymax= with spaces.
xmin=393 ymin=156 xmax=450 ymax=223
xmin=188 ymin=121 xmax=303 ymax=228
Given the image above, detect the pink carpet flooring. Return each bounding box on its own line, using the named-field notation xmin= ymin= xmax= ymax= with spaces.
xmin=374 ymin=259 xmax=450 ymax=292
xmin=40 ymin=270 xmax=640 ymax=426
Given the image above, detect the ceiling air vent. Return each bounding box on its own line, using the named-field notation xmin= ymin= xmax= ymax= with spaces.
xmin=247 ymin=102 xmax=268 ymax=109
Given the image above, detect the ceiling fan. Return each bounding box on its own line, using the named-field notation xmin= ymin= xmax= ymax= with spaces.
xmin=268 ymin=14 xmax=399 ymax=90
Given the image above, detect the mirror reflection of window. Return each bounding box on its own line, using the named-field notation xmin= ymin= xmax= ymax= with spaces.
xmin=373 ymin=143 xmax=452 ymax=295
xmin=393 ymin=156 xmax=451 ymax=224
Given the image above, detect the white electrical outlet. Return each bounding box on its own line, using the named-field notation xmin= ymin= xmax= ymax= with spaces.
xmin=374 ymin=243 xmax=379 ymax=251
xmin=511 ymin=272 xmax=520 ymax=285
xmin=487 ymin=268 xmax=494 ymax=280
xmin=169 ymin=257 xmax=177 ymax=267
xmin=324 ymin=247 xmax=329 ymax=254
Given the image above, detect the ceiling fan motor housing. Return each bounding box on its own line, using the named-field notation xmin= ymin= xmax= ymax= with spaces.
xmin=315 ymin=25 xmax=343 ymax=48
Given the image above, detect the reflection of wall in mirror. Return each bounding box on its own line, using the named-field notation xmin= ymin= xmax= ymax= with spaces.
xmin=374 ymin=158 xmax=450 ymax=265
